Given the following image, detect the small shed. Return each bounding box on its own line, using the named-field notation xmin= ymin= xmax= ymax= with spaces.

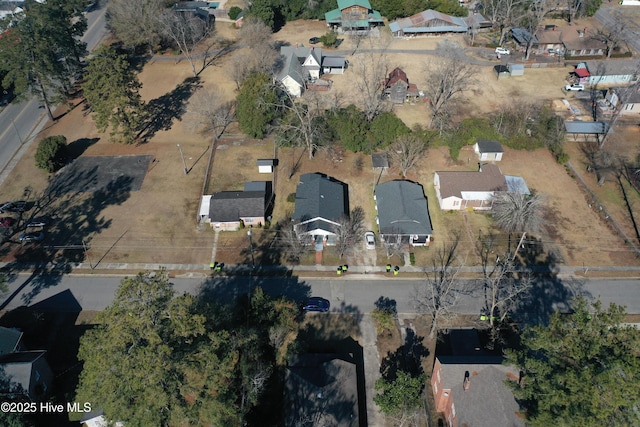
xmin=494 ymin=65 xmax=510 ymax=80
xmin=474 ymin=139 xmax=504 ymax=161
xmin=508 ymin=63 xmax=524 ymax=76
xmin=372 ymin=152 xmax=389 ymax=169
xmin=257 ymin=159 xmax=275 ymax=173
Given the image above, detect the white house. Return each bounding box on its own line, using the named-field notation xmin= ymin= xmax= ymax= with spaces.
xmin=474 ymin=140 xmax=504 ymax=161
xmin=578 ymin=61 xmax=639 ymax=86
xmin=276 ymin=46 xmax=323 ymax=97
xmin=434 ymin=164 xmax=529 ymax=211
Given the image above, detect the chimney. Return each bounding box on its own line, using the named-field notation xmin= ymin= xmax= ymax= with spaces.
xmin=478 ymin=162 xmax=483 ymax=172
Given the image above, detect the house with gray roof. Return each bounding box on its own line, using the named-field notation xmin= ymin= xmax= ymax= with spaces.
xmin=325 ymin=0 xmax=383 ymax=33
xmin=581 ymin=60 xmax=639 ymax=86
xmin=0 ymin=350 xmax=53 ymax=402
xmin=292 ymin=173 xmax=347 ymax=246
xmin=277 ymin=45 xmax=323 ymax=97
xmin=207 ymin=182 xmax=273 ymax=230
xmin=389 ymin=9 xmax=467 ymax=37
xmin=431 ymin=330 xmax=524 ymax=427
xmin=374 ymin=180 xmax=433 ymax=246
xmin=434 ymin=164 xmax=529 ymax=211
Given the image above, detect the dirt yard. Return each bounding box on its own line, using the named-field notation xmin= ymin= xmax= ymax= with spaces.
xmin=0 ymin=18 xmax=637 ymax=268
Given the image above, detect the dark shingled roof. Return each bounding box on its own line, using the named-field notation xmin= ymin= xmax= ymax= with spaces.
xmin=293 ymin=173 xmax=346 ymax=223
xmin=436 ymin=164 xmax=507 ymax=198
xmin=0 ymin=327 xmax=22 ymax=356
xmin=209 ymin=191 xmax=265 ymax=222
xmin=564 ymin=120 xmax=610 ymax=135
xmin=375 ymin=181 xmax=433 ymax=235
xmin=476 ymin=139 xmax=503 ymax=153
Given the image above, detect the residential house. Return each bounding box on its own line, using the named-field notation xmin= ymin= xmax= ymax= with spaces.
xmin=0 ymin=351 xmax=53 ymax=402
xmin=277 ymin=45 xmax=323 ymax=97
xmin=284 ymin=353 xmax=359 ymax=426
xmin=434 ymin=164 xmax=530 ymax=211
xmin=374 ymin=180 xmax=433 ymax=246
xmin=205 ymin=181 xmax=273 ymax=230
xmin=383 ymin=67 xmax=420 ymax=104
xmin=563 ymin=35 xmax=605 ymax=58
xmin=577 ymin=60 xmax=639 ymax=86
xmin=474 ymin=139 xmax=503 ymax=161
xmin=0 ymin=327 xmax=24 ymax=356
xmin=325 ymin=0 xmax=384 ymax=33
xmin=389 ymin=9 xmax=467 ymax=37
xmin=292 ymin=173 xmax=347 ymax=246
xmin=432 ymin=329 xmax=524 ymax=427
xmin=618 ymin=87 xmax=640 ymax=115
xmin=173 ymin=1 xmax=215 ymax=25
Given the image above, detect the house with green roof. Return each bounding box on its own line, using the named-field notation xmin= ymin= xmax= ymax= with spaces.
xmin=325 ymin=0 xmax=383 ymax=32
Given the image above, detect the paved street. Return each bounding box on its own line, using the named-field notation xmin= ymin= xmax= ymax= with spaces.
xmin=1 ymin=273 xmax=638 ymax=316
xmin=0 ymin=3 xmax=108 ymax=185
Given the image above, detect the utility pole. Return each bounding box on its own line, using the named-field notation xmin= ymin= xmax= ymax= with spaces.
xmin=177 ymin=144 xmax=188 ymax=174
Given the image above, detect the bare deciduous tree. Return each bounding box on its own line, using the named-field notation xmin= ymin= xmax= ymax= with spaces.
xmin=106 ymin=0 xmax=166 ymax=53
xmin=482 ymin=0 xmax=528 ymax=45
xmin=424 ymin=41 xmax=477 ymax=129
xmin=477 ymin=231 xmax=534 ymax=345
xmin=414 ymin=233 xmax=469 ymax=338
xmin=350 ymin=35 xmax=392 ymax=122
xmin=159 ymin=10 xmax=213 ymax=77
xmin=278 ymin=222 xmax=309 ymax=263
xmin=333 ymin=206 xmax=366 ymax=259
xmin=230 ymin=17 xmax=278 ymax=90
xmin=273 ymin=89 xmax=331 ymax=159
xmin=594 ymin=12 xmax=629 ymax=59
xmin=389 ymin=134 xmax=429 ymax=178
xmin=185 ymin=87 xmax=235 ymax=139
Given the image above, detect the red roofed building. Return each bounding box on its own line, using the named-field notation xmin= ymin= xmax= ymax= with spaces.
xmin=383 ymin=67 xmax=420 ymax=104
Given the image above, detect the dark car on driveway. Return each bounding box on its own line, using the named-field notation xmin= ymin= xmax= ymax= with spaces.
xmin=303 ymin=297 xmax=330 ymax=312
xmin=19 ymin=231 xmax=44 ymax=244
xmin=309 ymin=37 xmax=320 ymax=44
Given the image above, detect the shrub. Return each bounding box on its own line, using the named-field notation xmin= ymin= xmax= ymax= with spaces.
xmin=371 ymin=307 xmax=396 ymax=336
xmin=409 ymin=252 xmax=415 ymax=265
xmin=228 ymin=6 xmax=242 ymax=20
xmin=320 ymin=31 xmax=338 ymax=47
xmin=35 ymin=135 xmax=68 ymax=173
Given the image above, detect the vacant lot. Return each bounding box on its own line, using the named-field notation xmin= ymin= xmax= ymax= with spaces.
xmin=0 ymin=18 xmax=637 ymax=269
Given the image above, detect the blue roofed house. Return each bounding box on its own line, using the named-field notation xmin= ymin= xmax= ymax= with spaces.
xmin=374 ymin=180 xmax=433 ymax=246
xmin=389 ymin=10 xmax=468 ymax=37
xmin=293 ymin=173 xmax=347 ymax=246
xmin=325 ymin=0 xmax=384 ymax=33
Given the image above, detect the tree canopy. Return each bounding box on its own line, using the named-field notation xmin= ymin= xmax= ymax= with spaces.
xmin=82 ymin=45 xmax=147 ymax=143
xmin=236 ymin=73 xmax=280 ymax=138
xmin=0 ymin=0 xmax=87 ymax=120
xmin=506 ymin=296 xmax=640 ymax=426
xmin=35 ymin=135 xmax=68 ymax=173
xmin=75 ymin=270 xmax=299 ymax=426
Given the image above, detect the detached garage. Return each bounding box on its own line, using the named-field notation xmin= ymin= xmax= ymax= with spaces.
xmin=474 ymin=139 xmax=504 ymax=161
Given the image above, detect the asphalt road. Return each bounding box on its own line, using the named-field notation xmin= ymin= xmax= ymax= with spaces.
xmin=1 ymin=273 xmax=638 ymax=317
xmin=0 ymin=3 xmax=108 ymax=178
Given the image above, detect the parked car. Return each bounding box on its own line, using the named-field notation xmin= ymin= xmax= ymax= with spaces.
xmin=565 ymin=83 xmax=585 ymax=91
xmin=0 ymin=217 xmax=15 ymax=228
xmin=365 ymin=231 xmax=375 ymax=250
xmin=302 ymin=297 xmax=330 ymax=312
xmin=19 ymin=231 xmax=44 ymax=244
xmin=25 ymin=216 xmax=52 ymax=228
xmin=495 ymin=47 xmax=510 ymax=55
xmin=309 ymin=37 xmax=320 ymax=44
xmin=0 ymin=201 xmax=28 ymax=213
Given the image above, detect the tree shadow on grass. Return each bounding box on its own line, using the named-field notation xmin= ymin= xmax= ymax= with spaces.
xmin=137 ymin=76 xmax=202 ymax=143
xmin=66 ymin=137 xmax=100 ymax=160
xmin=380 ymin=328 xmax=429 ymax=381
